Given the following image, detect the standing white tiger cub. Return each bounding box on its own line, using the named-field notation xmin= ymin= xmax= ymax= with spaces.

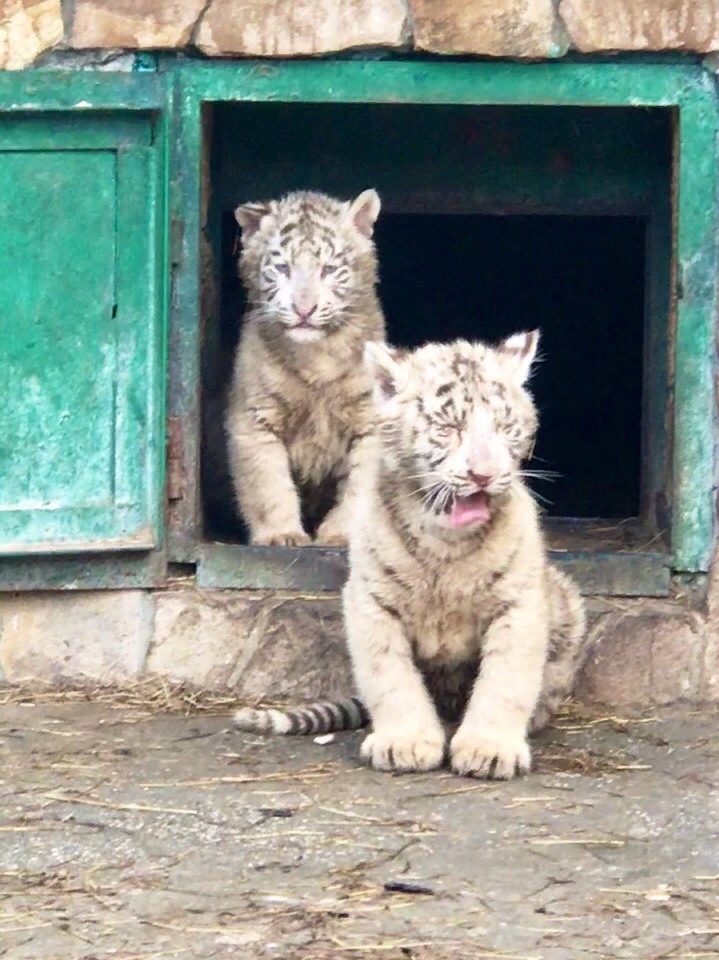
xmin=226 ymin=189 xmax=385 ymax=546
xmin=235 ymin=331 xmax=589 ymax=780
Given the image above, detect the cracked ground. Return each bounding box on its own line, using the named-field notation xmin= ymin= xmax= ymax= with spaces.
xmin=1 ymin=693 xmax=718 ymax=959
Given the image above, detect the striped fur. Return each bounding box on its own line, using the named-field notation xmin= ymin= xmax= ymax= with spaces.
xmin=341 ymin=334 xmax=589 ymax=779
xmin=225 ymin=189 xmax=385 ymax=547
xmin=234 ymin=697 xmax=369 ymax=736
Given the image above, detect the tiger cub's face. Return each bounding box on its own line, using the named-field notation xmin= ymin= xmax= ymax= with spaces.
xmin=365 ymin=332 xmax=540 ymax=532
xmin=235 ymin=189 xmax=381 ymax=344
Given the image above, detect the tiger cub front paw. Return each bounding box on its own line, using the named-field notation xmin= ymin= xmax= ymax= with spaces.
xmin=360 ymin=726 xmax=446 ymax=773
xmin=252 ymin=528 xmax=311 ymax=547
xmin=314 ymin=519 xmax=348 ymax=547
xmin=450 ymin=728 xmax=531 ymax=780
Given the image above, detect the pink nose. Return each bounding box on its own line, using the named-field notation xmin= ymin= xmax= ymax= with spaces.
xmin=293 ymin=303 xmax=317 ymax=321
xmin=467 ymin=470 xmax=494 ymax=489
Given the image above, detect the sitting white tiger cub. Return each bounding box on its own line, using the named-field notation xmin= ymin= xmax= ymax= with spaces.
xmin=235 ymin=331 xmax=589 ymax=780
xmin=225 ymin=189 xmax=385 ymax=547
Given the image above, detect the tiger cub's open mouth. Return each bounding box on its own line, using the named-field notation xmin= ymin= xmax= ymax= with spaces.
xmin=444 ymin=490 xmax=491 ymax=528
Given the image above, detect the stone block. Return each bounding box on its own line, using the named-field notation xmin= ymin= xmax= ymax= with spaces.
xmin=701 ymin=547 xmax=719 ymax=700
xmin=196 ymin=0 xmax=408 ymax=57
xmin=576 ymin=606 xmax=652 ymax=706
xmin=149 ymin=590 xmax=260 ymax=690
xmin=71 ymin=0 xmax=206 ymax=49
xmin=411 ymin=0 xmax=567 ymax=58
xmin=649 ymin=611 xmax=704 ymax=704
xmin=702 ymin=627 xmax=719 ymax=701
xmin=560 ymin=0 xmax=719 ymax=53
xmin=0 ymin=591 xmax=152 ymax=685
xmin=34 ymin=48 xmax=136 ymax=70
xmin=0 ymin=0 xmax=63 ymax=69
xmin=148 ymin=588 xmax=353 ymax=700
xmin=577 ymin=601 xmax=703 ymax=707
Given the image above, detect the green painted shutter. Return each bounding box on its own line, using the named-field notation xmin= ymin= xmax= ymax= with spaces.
xmin=0 ymin=99 xmax=166 ymax=555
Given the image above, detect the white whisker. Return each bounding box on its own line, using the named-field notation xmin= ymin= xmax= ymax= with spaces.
xmin=394 ymin=478 xmax=438 ymax=501
xmin=520 ymin=470 xmax=560 ymax=483
xmin=527 ymin=487 xmax=553 ymax=507
xmin=426 ymin=484 xmax=447 ymax=515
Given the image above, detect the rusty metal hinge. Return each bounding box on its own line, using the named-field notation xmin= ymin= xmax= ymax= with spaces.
xmin=166 ymin=417 xmax=186 ymax=502
xmin=170 ymin=217 xmax=185 ymax=268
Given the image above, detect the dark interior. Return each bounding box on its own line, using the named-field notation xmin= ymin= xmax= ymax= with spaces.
xmin=201 ymin=100 xmax=669 ymax=543
xmin=375 ymin=213 xmax=645 ymax=519
xmin=205 ymin=211 xmax=644 ymax=540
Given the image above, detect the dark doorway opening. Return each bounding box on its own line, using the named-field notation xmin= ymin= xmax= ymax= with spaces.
xmin=375 ymin=213 xmax=645 ymax=520
xmin=204 ymin=211 xmax=644 ymax=540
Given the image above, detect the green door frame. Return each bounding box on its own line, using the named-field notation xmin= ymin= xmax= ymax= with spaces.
xmin=167 ymin=59 xmax=718 ymax=596
xmin=0 ymin=71 xmax=170 ymax=590
xmin=0 ymin=61 xmax=715 ymax=596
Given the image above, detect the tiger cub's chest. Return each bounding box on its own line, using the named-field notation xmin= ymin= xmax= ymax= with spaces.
xmin=401 ymin=559 xmax=498 ymax=664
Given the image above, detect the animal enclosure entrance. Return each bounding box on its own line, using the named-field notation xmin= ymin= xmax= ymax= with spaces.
xmin=196 ymin=91 xmax=672 ymax=593
xmin=0 ymin=61 xmax=715 ymax=595
xmin=208 ymin=210 xmax=645 ymax=529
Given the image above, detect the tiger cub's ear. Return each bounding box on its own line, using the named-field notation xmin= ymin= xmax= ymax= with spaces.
xmin=495 ymin=330 xmax=540 ymax=385
xmin=364 ymin=341 xmax=406 ymax=406
xmin=234 ymin=200 xmax=274 ymax=239
xmin=346 ymin=189 xmax=381 ymax=239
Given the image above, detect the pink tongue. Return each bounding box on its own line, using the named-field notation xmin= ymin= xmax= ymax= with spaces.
xmin=449 ymin=491 xmax=491 ymax=528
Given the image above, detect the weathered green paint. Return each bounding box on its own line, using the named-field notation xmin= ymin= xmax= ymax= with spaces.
xmin=642 ymin=156 xmax=673 ymax=538
xmin=174 ymin=58 xmax=707 ymax=108
xmin=0 ymin=114 xmax=162 ymax=553
xmin=672 ymin=88 xmax=719 ymax=571
xmin=198 ymin=542 xmax=669 ymax=597
xmin=169 ymin=58 xmax=717 ymax=586
xmin=165 ymin=74 xmax=202 ymax=561
xmin=0 ymin=73 xmax=169 ymax=570
xmin=551 ymin=551 xmax=670 ymax=597
xmin=0 ymin=70 xmax=165 ymax=112
xmin=134 ymin=53 xmax=159 ymax=73
xmin=0 ymin=552 xmax=166 ymax=591
xmin=1 ymin=142 xmax=119 ymax=551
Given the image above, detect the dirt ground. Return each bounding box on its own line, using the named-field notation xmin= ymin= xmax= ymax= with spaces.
xmin=1 ymin=690 xmax=718 ymax=960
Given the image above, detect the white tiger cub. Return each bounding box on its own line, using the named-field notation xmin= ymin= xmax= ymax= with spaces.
xmin=235 ymin=332 xmax=589 ymax=780
xmin=226 ymin=189 xmax=385 ymax=546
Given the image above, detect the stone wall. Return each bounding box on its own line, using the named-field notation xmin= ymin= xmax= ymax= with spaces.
xmin=3 ymin=0 xmax=719 ymax=68
xmin=1 ymin=581 xmax=719 ymax=708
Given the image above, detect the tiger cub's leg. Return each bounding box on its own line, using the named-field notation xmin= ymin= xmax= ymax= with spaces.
xmin=315 ymin=432 xmax=373 ymax=547
xmin=530 ymin=566 xmax=588 ymax=734
xmin=450 ymin=591 xmax=548 ymax=780
xmin=227 ymin=419 xmax=310 ymax=547
xmin=343 ymin=577 xmax=446 ymax=773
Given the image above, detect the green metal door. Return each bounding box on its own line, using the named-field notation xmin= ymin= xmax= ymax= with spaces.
xmin=0 ymin=78 xmax=167 ymax=556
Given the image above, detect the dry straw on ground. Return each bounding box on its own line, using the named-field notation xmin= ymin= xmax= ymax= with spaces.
xmin=0 ymin=682 xmax=658 ymax=778
xmin=0 ymin=682 xmax=640 ymax=727
xmin=0 ymin=678 xmax=247 ymax=716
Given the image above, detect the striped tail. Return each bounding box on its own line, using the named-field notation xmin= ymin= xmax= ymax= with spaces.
xmin=233 ymin=697 xmax=369 ymax=736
